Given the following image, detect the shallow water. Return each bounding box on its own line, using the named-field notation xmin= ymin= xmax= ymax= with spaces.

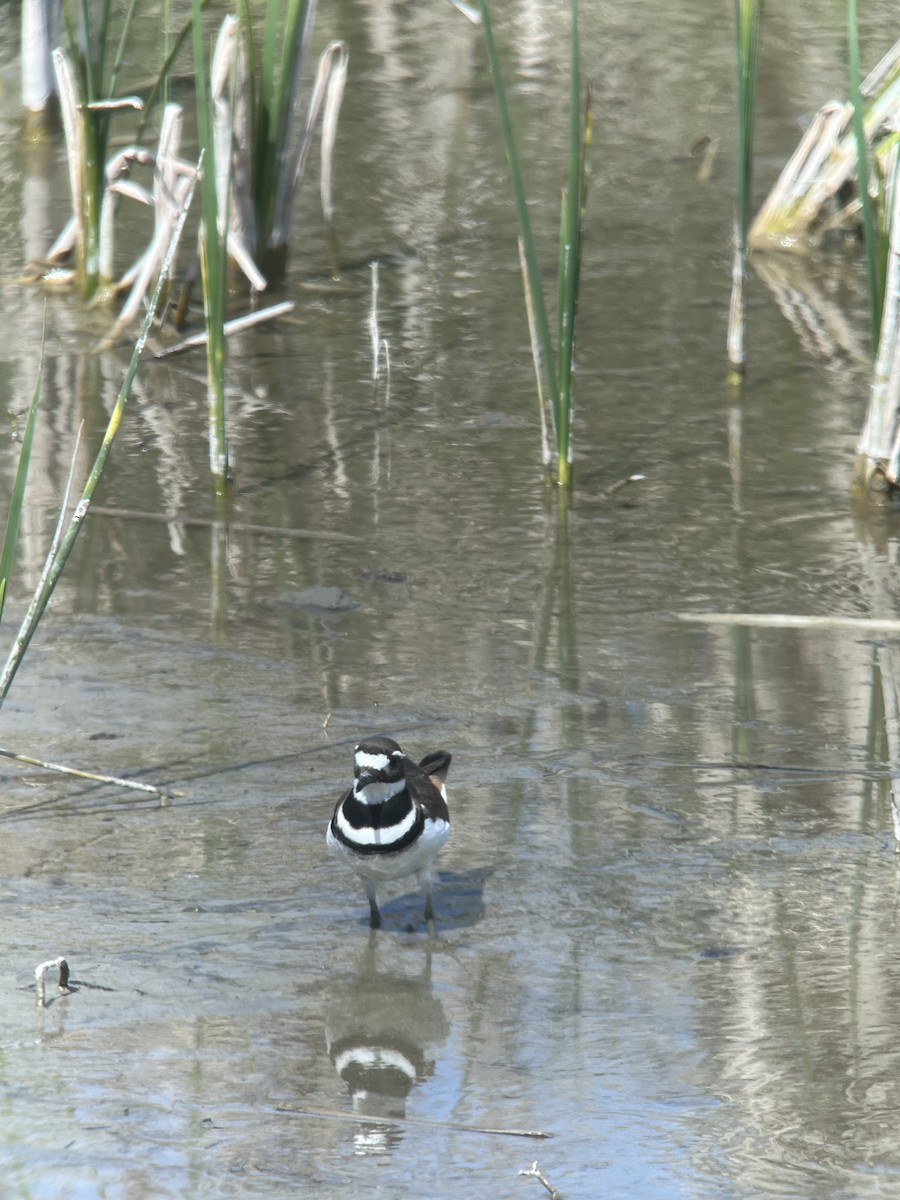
xmin=3 ymin=1 xmax=900 ymax=1197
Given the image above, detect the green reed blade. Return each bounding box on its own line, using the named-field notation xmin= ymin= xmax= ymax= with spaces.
xmin=107 ymin=0 xmax=140 ymax=102
xmin=733 ymin=0 xmax=763 ymax=254
xmin=0 ymin=344 xmax=43 ymax=628
xmin=96 ymin=0 xmax=112 ymax=89
xmin=258 ymin=0 xmax=312 ymax=248
xmin=477 ymin=0 xmax=560 ymax=445
xmin=77 ymin=0 xmax=96 ymax=104
xmin=138 ymin=0 xmax=215 ymax=137
xmin=555 ymin=0 xmax=586 ymax=486
xmin=558 ymin=0 xmax=581 ymax=380
xmin=848 ymin=0 xmax=883 ymax=350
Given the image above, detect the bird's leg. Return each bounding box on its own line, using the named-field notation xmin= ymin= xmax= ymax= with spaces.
xmin=364 ymin=880 xmax=381 ymax=930
xmin=421 ymin=869 xmax=436 ymax=931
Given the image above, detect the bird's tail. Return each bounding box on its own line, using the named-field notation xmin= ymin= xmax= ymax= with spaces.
xmin=418 ymin=750 xmax=451 ymax=794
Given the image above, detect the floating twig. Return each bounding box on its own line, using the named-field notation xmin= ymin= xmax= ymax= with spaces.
xmin=675 ymin=612 xmax=900 ymax=633
xmin=275 ymin=1104 xmax=553 ymax=1140
xmin=153 ymin=300 xmax=295 ymax=357
xmin=519 ymin=1162 xmax=563 ymax=1199
xmin=602 ymin=472 xmax=645 ymax=497
xmin=86 ymin=96 xmax=143 ymax=112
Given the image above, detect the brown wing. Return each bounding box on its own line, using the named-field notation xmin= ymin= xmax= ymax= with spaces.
xmin=404 ymin=754 xmax=450 ymax=822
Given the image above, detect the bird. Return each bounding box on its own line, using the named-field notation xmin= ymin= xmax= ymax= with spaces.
xmin=327 ymin=735 xmax=451 ymax=930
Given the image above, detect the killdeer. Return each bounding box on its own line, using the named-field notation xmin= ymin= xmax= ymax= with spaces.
xmin=327 ymin=736 xmax=451 ymax=929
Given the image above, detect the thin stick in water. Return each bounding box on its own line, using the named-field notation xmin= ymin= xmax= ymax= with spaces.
xmin=519 ymin=1162 xmax=563 ymax=1199
xmin=0 ymin=746 xmax=174 ymax=797
xmin=518 ymin=236 xmax=552 ymax=472
xmin=368 ymin=261 xmax=381 ymax=380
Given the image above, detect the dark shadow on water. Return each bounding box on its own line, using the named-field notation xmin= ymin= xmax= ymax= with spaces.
xmin=359 ymin=866 xmax=493 ymax=933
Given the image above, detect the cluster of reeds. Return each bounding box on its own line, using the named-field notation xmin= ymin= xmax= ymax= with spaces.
xmin=478 ymin=0 xmax=591 ymax=490
xmin=27 ymin=1 xmax=347 ymax=497
xmin=0 ymin=176 xmax=196 ymax=706
xmin=845 ymin=20 xmax=900 ymax=496
xmin=748 ymin=39 xmax=900 ymax=255
xmin=0 ymin=0 xmax=357 ymax=736
xmin=188 ymin=1 xmax=348 ymax=492
xmin=729 ymin=3 xmax=900 ymax=501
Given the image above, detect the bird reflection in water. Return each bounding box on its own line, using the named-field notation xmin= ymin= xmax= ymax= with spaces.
xmin=324 ymin=935 xmax=449 ymax=1155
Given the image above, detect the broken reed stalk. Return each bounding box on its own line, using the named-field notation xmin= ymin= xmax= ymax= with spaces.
xmin=55 ymin=0 xmax=143 ymax=296
xmin=857 ymin=148 xmax=900 ymax=482
xmin=191 ymin=0 xmax=230 ymax=495
xmin=0 ymin=159 xmax=198 ymax=704
xmin=367 ymin=261 xmax=390 ymax=383
xmin=848 ymin=0 xmax=883 ymax=350
xmin=849 ymin=28 xmax=900 ymax=496
xmin=21 ymin=0 xmax=62 ymax=136
xmin=748 ymin=40 xmax=900 ymax=252
xmin=477 ymin=0 xmax=589 ymax=489
xmin=35 ymin=956 xmax=70 ymax=1007
xmin=728 ymin=0 xmax=763 ymax=373
xmin=154 ymin=300 xmax=295 ymax=357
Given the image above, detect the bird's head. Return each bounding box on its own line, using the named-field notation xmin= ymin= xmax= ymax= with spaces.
xmin=353 ymin=736 xmax=405 ymax=797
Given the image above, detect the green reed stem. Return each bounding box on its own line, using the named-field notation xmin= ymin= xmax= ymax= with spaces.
xmin=479 ymin=0 xmax=592 ymax=488
xmin=557 ymin=41 xmax=591 ymax=489
xmin=478 ymin=0 xmax=558 ymax=414
xmin=733 ymin=0 xmax=763 ymax=253
xmin=848 ymin=0 xmax=882 ymax=351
